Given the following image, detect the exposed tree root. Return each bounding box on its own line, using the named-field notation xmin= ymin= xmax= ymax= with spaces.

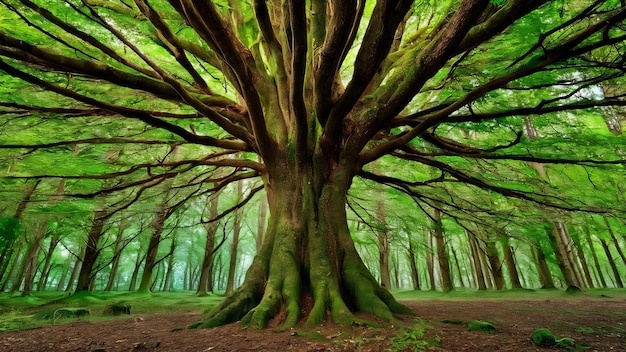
xmin=190 ymin=255 xmax=413 ymax=330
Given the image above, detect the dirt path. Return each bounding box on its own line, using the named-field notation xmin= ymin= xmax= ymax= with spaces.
xmin=1 ymin=297 xmax=624 ymax=351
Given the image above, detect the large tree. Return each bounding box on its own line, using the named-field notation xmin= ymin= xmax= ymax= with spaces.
xmin=1 ymin=0 xmax=625 ymax=328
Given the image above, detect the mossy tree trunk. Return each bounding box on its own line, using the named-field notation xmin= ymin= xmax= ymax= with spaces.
xmin=196 ymin=145 xmax=411 ymax=329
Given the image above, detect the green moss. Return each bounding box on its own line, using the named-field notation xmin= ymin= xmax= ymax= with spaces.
xmin=467 ymin=320 xmax=497 ymax=334
xmin=531 ymin=328 xmax=558 ymax=347
xmin=531 ymin=328 xmax=586 ymax=350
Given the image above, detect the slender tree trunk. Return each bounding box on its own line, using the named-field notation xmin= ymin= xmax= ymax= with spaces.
xmin=20 ymin=220 xmax=48 ymax=295
xmin=600 ymin=238 xmax=624 ymax=288
xmin=407 ymin=237 xmax=420 ymax=290
xmin=378 ymin=233 xmax=392 ymax=289
xmin=37 ymin=232 xmax=61 ymax=291
xmin=425 ymin=231 xmax=436 ymax=291
xmin=74 ymin=211 xmax=107 ymax=293
xmin=476 ymin=239 xmax=495 ymax=289
xmin=138 ymin=205 xmax=167 ymax=292
xmin=575 ymin=241 xmax=595 ymax=289
xmin=65 ymin=251 xmax=83 ymax=292
xmin=0 ymin=240 xmax=23 ymax=292
xmin=55 ymin=262 xmax=69 ymax=291
xmin=432 ymin=209 xmax=453 ymax=292
xmin=501 ymin=238 xmax=522 ymax=289
xmin=533 ymin=241 xmax=555 ymax=289
xmin=585 ymin=231 xmax=607 ymax=287
xmin=374 ymin=195 xmax=392 ymax=290
xmin=105 ymin=219 xmax=127 ymax=291
xmin=197 ymin=192 xmax=220 ymax=295
xmin=225 ymin=180 xmax=244 ymax=295
xmin=128 ymin=248 xmax=145 ymax=291
xmin=604 ymin=217 xmax=626 ymax=266
xmin=0 ymin=180 xmax=40 ymax=287
xmin=485 ymin=240 xmax=505 ymax=290
xmin=549 ymin=223 xmax=583 ymax=288
xmin=162 ymin=233 xmax=177 ymax=291
xmin=450 ymin=246 xmax=465 ymax=288
xmin=468 ymin=232 xmax=487 ymax=290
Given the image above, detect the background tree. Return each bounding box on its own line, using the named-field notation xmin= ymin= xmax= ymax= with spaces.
xmin=1 ymin=0 xmax=625 ymax=329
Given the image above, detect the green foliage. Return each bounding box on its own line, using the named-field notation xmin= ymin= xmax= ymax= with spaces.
xmin=388 ymin=319 xmax=440 ymax=352
xmin=0 ymin=215 xmax=20 ymax=248
xmin=531 ymin=328 xmax=589 ymax=350
xmin=467 ymin=320 xmax=497 ymax=334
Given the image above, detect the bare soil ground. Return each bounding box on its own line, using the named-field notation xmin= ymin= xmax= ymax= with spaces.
xmin=1 ymin=296 xmax=625 ymax=352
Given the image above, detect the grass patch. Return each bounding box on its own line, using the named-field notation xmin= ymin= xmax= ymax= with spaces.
xmin=388 ymin=319 xmax=440 ymax=352
xmin=391 ymin=288 xmax=626 ymax=302
xmin=0 ymin=290 xmax=223 ymax=332
xmin=467 ymin=320 xmax=497 ymax=334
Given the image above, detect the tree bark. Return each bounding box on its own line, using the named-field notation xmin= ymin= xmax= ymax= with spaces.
xmin=162 ymin=233 xmax=177 ymax=291
xmin=226 ymin=180 xmax=244 ymax=295
xmin=37 ymin=232 xmax=61 ymax=291
xmin=425 ymin=231 xmax=436 ymax=291
xmin=501 ymin=238 xmax=522 ymax=289
xmin=137 ymin=204 xmax=168 ymax=292
xmin=485 ymin=240 xmax=505 ymax=290
xmin=375 ymin=197 xmax=392 ymax=289
xmin=74 ymin=211 xmax=107 ymax=293
xmin=194 ymin=155 xmax=410 ymax=329
xmin=450 ymin=245 xmax=465 ymax=288
xmin=407 ymin=236 xmax=420 ymax=290
xmin=585 ymin=230 xmax=607 ymax=288
xmin=105 ymin=218 xmax=127 ymax=291
xmin=256 ymin=197 xmax=268 ymax=252
xmin=600 ymin=238 xmax=624 ymax=288
xmin=197 ymin=192 xmax=220 ymax=295
xmin=604 ymin=217 xmax=626 ymax=266
xmin=533 ymin=241 xmax=555 ymax=289
xmin=549 ymin=223 xmax=583 ymax=288
xmin=432 ymin=209 xmax=453 ymax=292
xmin=467 ymin=232 xmax=487 ymax=290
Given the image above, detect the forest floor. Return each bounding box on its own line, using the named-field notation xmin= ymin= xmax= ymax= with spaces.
xmin=0 ymin=289 xmax=625 ymax=351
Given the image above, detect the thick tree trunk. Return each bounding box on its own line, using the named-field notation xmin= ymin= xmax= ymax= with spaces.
xmin=193 ymin=160 xmax=411 ymax=329
xmin=74 ymin=211 xmax=106 ymax=293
